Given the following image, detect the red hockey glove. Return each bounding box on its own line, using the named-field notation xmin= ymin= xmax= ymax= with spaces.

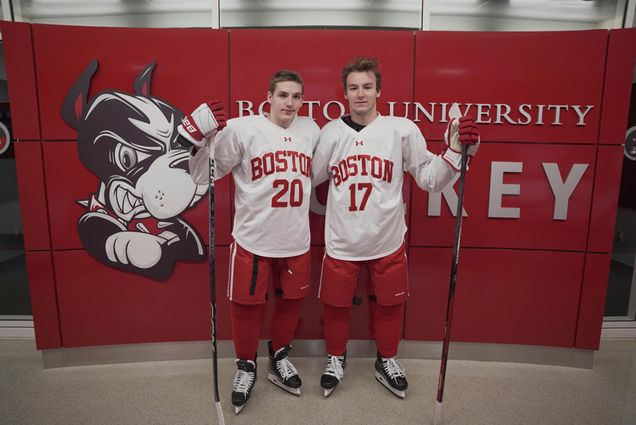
xmin=444 ymin=115 xmax=479 ymax=164
xmin=458 ymin=116 xmax=479 ymax=145
xmin=178 ymin=101 xmax=227 ymax=148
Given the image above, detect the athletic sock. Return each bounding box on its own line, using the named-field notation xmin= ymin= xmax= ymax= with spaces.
xmin=375 ymin=303 xmax=404 ymax=358
xmin=231 ymin=302 xmax=263 ymax=360
xmin=270 ymin=297 xmax=303 ymax=352
xmin=324 ymin=304 xmax=351 ymax=356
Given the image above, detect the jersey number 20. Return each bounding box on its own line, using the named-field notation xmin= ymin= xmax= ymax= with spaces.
xmin=272 ymin=179 xmax=303 ymax=207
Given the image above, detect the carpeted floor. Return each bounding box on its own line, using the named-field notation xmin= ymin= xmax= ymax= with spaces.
xmin=1 ymin=338 xmax=636 ymax=425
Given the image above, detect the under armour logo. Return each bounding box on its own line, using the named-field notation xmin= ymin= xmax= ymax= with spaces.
xmin=355 ymin=140 xmax=364 ymax=146
xmin=283 ymin=137 xmax=293 ymax=143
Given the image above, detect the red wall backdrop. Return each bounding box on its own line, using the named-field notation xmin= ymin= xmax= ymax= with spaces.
xmin=2 ymin=21 xmax=635 ymax=352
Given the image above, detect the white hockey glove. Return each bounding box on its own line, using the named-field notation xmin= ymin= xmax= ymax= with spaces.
xmin=177 ymin=101 xmax=227 ymax=148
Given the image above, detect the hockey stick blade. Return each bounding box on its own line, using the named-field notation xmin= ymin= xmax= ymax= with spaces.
xmin=216 ymin=401 xmax=225 ymax=425
xmin=434 ymin=400 xmax=443 ymax=425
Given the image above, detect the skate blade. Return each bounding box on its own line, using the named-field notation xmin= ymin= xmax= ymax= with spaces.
xmin=268 ymin=373 xmax=301 ymax=396
xmin=323 ymin=387 xmax=337 ymax=398
xmin=234 ymin=404 xmax=245 ymax=415
xmin=374 ymin=371 xmax=406 ymax=399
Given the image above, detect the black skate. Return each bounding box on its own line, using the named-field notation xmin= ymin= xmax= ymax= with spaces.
xmin=320 ymin=353 xmax=346 ymax=397
xmin=374 ymin=356 xmax=408 ymax=399
xmin=267 ymin=341 xmax=302 ymax=396
xmin=232 ymin=359 xmax=256 ymax=414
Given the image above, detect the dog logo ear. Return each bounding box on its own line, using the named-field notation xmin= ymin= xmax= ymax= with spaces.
xmin=62 ymin=60 xmax=99 ymax=129
xmin=134 ymin=61 xmax=156 ymax=97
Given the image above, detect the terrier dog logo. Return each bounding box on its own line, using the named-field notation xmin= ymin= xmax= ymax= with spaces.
xmin=62 ymin=60 xmax=207 ymax=280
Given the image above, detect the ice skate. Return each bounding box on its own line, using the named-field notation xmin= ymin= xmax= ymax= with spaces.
xmin=267 ymin=341 xmax=302 ymax=396
xmin=320 ymin=353 xmax=346 ymax=397
xmin=232 ymin=359 xmax=256 ymax=414
xmin=374 ymin=356 xmax=408 ymax=399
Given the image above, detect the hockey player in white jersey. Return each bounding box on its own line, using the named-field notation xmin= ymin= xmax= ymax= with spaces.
xmin=312 ymin=57 xmax=479 ymax=398
xmin=177 ymin=70 xmax=320 ymax=414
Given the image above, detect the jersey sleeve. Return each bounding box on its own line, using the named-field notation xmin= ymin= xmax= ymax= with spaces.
xmin=310 ymin=120 xmax=321 ymax=154
xmin=312 ymin=122 xmax=338 ymax=187
xmin=214 ymin=122 xmax=243 ymax=180
xmin=402 ymin=120 xmax=457 ymax=193
xmin=187 ymin=141 xmax=212 ymax=185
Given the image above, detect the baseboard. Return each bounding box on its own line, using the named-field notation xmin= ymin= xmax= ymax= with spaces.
xmin=41 ymin=339 xmax=594 ymax=369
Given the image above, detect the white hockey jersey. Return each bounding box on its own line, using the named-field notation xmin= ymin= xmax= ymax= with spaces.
xmin=214 ymin=114 xmax=320 ymax=257
xmin=312 ymin=114 xmax=461 ymax=261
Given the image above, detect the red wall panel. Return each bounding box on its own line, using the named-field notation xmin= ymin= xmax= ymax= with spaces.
xmin=14 ymin=141 xmax=51 ymax=251
xmin=587 ymin=145 xmax=624 ymax=252
xmin=53 ymin=249 xmax=211 ymax=347
xmin=415 ymin=31 xmax=606 ymax=144
xmin=406 ymin=248 xmax=583 ymax=347
xmin=32 ymin=24 xmax=229 ymax=140
xmin=42 ymin=142 xmax=97 ymax=249
xmin=575 ymin=253 xmax=611 ymax=350
xmin=229 ymin=29 xmax=415 ymax=128
xmin=0 ymin=21 xmax=40 ymax=140
xmin=599 ymin=28 xmax=636 ymax=144
xmin=25 ymin=251 xmax=61 ymax=349
xmin=411 ymin=142 xmax=595 ymax=251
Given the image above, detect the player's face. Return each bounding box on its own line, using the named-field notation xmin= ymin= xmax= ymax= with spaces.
xmin=344 ymin=71 xmax=380 ymax=120
xmin=267 ymin=81 xmax=303 ymax=129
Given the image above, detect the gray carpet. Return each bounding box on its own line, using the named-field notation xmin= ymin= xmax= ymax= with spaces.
xmin=1 ymin=338 xmax=635 ymax=425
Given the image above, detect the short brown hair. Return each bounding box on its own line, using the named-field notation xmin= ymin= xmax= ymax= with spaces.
xmin=342 ymin=57 xmax=382 ymax=91
xmin=269 ymin=70 xmax=304 ymax=94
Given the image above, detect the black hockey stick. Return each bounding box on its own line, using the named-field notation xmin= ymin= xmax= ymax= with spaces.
xmin=434 ymin=143 xmax=468 ymax=425
xmin=208 ymin=154 xmax=225 ymax=425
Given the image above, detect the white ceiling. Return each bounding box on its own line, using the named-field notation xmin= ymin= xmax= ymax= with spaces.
xmin=1 ymin=0 xmax=631 ymax=30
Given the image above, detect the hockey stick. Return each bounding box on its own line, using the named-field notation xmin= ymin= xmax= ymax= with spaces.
xmin=208 ymin=153 xmax=225 ymax=425
xmin=434 ymin=142 xmax=468 ymax=425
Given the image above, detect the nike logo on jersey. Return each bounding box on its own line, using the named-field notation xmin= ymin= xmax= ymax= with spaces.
xmin=331 ymin=154 xmax=394 ymax=187
xmin=251 ymin=150 xmax=312 ymax=181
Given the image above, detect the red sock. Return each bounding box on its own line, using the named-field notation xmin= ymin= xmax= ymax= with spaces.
xmin=367 ymin=296 xmax=377 ymax=339
xmin=270 ymin=297 xmax=303 ymax=352
xmin=375 ymin=303 xmax=404 ymax=358
xmin=231 ymin=302 xmax=263 ymax=360
xmin=324 ymin=304 xmax=351 ymax=356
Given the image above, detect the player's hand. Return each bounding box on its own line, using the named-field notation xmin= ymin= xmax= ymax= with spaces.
xmin=445 ymin=115 xmax=480 ymax=162
xmin=177 ymin=101 xmax=227 ymax=148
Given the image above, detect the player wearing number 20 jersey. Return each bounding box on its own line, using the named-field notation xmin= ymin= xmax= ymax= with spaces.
xmin=195 ymin=70 xmax=320 ymax=411
xmin=215 ymin=114 xmax=319 ymax=257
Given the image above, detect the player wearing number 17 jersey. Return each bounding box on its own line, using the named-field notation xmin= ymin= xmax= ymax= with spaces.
xmin=181 ymin=70 xmax=319 ymax=414
xmin=312 ymin=57 xmax=479 ymax=399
